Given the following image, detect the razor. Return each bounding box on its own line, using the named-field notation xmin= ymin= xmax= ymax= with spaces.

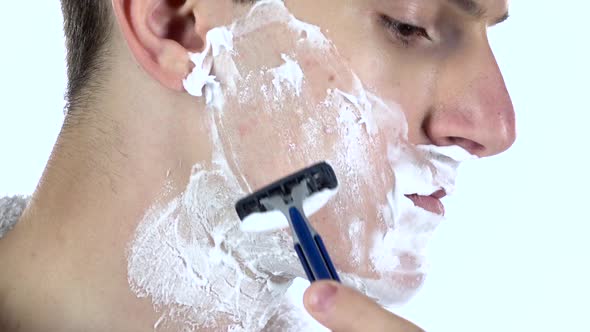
xmin=235 ymin=162 xmax=341 ymax=282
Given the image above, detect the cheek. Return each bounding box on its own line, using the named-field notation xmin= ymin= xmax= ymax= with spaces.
xmin=227 ymin=121 xmax=294 ymax=188
xmin=354 ymin=53 xmax=428 ymax=103
xmin=325 ymin=19 xmax=440 ymax=139
xmin=352 ymin=55 xmax=440 ymax=144
xmin=237 ymin=118 xmax=256 ymax=138
xmin=222 ymin=108 xmax=338 ymax=191
xmin=297 ymin=54 xmax=354 ymax=100
xmin=220 ymin=60 xmax=356 ymax=189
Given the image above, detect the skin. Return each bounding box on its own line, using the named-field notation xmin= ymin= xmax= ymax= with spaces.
xmin=0 ymin=0 xmax=515 ymax=331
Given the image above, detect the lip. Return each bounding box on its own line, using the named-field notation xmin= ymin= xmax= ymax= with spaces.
xmin=405 ymin=189 xmax=446 ymax=216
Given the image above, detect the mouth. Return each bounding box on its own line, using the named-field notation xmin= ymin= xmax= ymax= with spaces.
xmin=404 ymin=189 xmax=446 ymax=216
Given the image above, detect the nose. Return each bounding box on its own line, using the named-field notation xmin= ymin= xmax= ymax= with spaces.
xmin=424 ymin=40 xmax=516 ymax=157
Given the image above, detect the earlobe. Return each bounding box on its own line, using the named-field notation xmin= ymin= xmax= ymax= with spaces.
xmin=111 ymin=0 xmax=205 ymax=91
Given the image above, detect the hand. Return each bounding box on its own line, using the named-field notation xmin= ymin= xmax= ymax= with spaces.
xmin=304 ymin=281 xmax=425 ymax=332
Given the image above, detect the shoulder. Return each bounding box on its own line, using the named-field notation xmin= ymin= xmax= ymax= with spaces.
xmin=0 ymin=196 xmax=29 ymax=239
xmin=0 ymin=196 xmax=29 ymax=331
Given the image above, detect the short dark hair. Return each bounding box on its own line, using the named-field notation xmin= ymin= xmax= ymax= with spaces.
xmin=60 ymin=0 xmax=258 ymax=114
xmin=60 ymin=0 xmax=113 ymax=114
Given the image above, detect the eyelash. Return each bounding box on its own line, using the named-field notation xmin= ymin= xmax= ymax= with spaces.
xmin=379 ymin=15 xmax=431 ymax=47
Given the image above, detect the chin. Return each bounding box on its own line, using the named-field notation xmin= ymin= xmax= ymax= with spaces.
xmin=340 ymin=271 xmax=426 ymax=307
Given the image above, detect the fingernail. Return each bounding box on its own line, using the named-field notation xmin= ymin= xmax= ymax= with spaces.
xmin=309 ymin=282 xmax=338 ymax=312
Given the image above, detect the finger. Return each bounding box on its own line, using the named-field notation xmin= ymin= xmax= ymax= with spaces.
xmin=303 ymin=281 xmax=424 ymax=332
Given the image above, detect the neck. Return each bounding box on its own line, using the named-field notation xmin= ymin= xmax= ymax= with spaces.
xmin=6 ymin=78 xmax=302 ymax=330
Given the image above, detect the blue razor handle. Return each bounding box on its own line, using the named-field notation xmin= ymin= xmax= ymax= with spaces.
xmin=289 ymin=207 xmax=341 ymax=282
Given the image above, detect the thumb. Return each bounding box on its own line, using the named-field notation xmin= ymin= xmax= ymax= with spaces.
xmin=303 ymin=281 xmax=423 ymax=332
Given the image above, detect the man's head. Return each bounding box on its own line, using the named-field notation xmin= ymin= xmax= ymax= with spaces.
xmin=61 ymin=0 xmax=514 ymax=151
xmin=60 ymin=0 xmax=516 ymax=314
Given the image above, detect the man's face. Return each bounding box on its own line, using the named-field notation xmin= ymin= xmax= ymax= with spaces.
xmin=196 ymin=0 xmax=514 ymax=303
xmin=129 ymin=0 xmax=516 ymax=316
xmin=284 ymin=0 xmax=514 ymax=149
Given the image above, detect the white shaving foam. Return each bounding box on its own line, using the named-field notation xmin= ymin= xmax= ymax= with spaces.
xmin=348 ymin=218 xmax=364 ymax=265
xmin=183 ymin=27 xmax=234 ymax=110
xmin=270 ymin=54 xmax=304 ymax=98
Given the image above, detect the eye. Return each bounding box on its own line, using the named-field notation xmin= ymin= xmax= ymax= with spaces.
xmin=380 ymin=15 xmax=431 ymax=46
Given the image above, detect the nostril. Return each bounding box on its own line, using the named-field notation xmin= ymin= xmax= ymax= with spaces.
xmin=448 ymin=137 xmax=485 ymax=155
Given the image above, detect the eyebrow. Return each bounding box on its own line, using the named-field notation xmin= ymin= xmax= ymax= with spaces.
xmin=446 ymin=0 xmax=510 ymax=25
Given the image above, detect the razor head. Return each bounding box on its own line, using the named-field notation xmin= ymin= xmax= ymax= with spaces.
xmin=235 ymin=162 xmax=338 ymax=221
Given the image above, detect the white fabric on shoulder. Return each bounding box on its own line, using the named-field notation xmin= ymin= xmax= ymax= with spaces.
xmin=0 ymin=196 xmax=28 ymax=239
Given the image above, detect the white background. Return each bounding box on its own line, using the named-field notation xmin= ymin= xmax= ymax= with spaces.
xmin=1 ymin=1 xmax=589 ymax=331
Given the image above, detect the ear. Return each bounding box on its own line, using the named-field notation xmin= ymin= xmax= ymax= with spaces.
xmin=111 ymin=0 xmax=215 ymax=91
